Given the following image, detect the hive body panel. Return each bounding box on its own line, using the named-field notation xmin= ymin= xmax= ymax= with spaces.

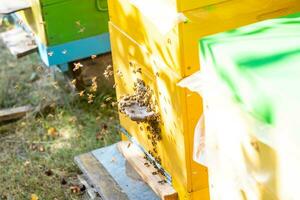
xmin=110 ymin=23 xmax=209 ymax=199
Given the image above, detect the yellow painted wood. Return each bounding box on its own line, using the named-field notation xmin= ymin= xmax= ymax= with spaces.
xmin=17 ymin=0 xmax=47 ymax=44
xmin=108 ymin=0 xmax=300 ymax=198
xmin=108 ymin=0 xmax=300 ymax=78
xmin=109 ymin=22 xmax=209 ymax=200
xmin=127 ymin=0 xmax=228 ymax=12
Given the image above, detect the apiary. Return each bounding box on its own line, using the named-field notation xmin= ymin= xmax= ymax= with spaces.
xmin=180 ymin=12 xmax=300 ymax=200
xmin=9 ymin=0 xmax=111 ymax=70
xmin=108 ymin=0 xmax=300 ymax=199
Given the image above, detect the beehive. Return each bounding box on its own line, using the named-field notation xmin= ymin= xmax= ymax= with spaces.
xmin=108 ymin=0 xmax=300 ymax=199
xmin=110 ymin=23 xmax=209 ymax=199
xmin=109 ymin=0 xmax=300 ymax=77
xmin=194 ymin=13 xmax=300 ymax=200
xmin=18 ymin=0 xmax=109 ymax=46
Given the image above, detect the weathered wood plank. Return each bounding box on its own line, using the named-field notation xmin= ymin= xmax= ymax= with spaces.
xmin=117 ymin=141 xmax=178 ymax=200
xmin=0 ymin=0 xmax=31 ymax=14
xmin=74 ymin=153 xmax=129 ymax=200
xmin=91 ymin=143 xmax=160 ymax=200
xmin=77 ymin=175 xmax=102 ymax=200
xmin=0 ymin=105 xmax=33 ymax=122
xmin=0 ymin=27 xmax=37 ymax=58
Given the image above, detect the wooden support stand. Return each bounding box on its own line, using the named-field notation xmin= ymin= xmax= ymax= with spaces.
xmin=75 ymin=142 xmax=178 ymax=200
xmin=117 ymin=141 xmax=178 ymax=200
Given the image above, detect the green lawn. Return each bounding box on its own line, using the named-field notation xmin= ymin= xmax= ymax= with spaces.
xmin=0 ymin=24 xmax=120 ymax=200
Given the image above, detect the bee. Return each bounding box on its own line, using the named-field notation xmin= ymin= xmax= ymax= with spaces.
xmin=136 ymin=68 xmax=142 ymax=74
xmin=78 ymin=27 xmax=86 ymax=33
xmin=71 ymin=79 xmax=77 ymax=85
xmin=75 ymin=21 xmax=81 ymax=26
xmin=78 ymin=90 xmax=85 ymax=97
xmin=73 ymin=62 xmax=83 ymax=71
xmin=144 ymin=162 xmax=150 ymax=167
xmin=105 ymin=97 xmax=112 ymax=102
xmin=48 ymin=51 xmax=54 ymax=56
xmin=152 ymin=171 xmax=158 ymax=175
xmin=158 ymin=180 xmax=167 ymax=184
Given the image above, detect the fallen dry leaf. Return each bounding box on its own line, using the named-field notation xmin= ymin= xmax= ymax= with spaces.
xmin=48 ymin=127 xmax=59 ymax=137
xmin=24 ymin=160 xmax=30 ymax=167
xmin=31 ymin=194 xmax=38 ymax=200
xmin=70 ymin=185 xmax=81 ymax=194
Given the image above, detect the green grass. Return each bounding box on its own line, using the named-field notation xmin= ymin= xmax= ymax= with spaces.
xmin=0 ymin=25 xmax=120 ymax=200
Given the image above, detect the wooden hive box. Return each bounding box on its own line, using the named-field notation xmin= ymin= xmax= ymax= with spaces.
xmin=9 ymin=0 xmax=111 ymax=68
xmin=18 ymin=0 xmax=109 ymax=46
xmin=108 ymin=0 xmax=300 ymax=199
xmin=194 ymin=12 xmax=300 ymax=200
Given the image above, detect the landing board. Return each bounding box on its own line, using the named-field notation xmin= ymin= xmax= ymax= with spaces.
xmin=75 ymin=143 xmax=160 ymax=200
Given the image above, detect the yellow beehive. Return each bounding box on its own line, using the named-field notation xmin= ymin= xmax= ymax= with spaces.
xmin=110 ymin=23 xmax=209 ymax=199
xmin=108 ymin=0 xmax=300 ymax=199
xmin=141 ymin=0 xmax=229 ymax=12
xmin=17 ymin=1 xmax=47 ymax=44
xmin=109 ymin=0 xmax=300 ymax=77
xmin=110 ymin=23 xmax=208 ymax=199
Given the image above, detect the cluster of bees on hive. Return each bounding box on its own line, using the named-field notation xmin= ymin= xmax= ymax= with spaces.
xmin=118 ymin=78 xmax=162 ymax=160
xmin=71 ymin=59 xmax=166 ymax=182
xmin=118 ymin=77 xmax=168 ymax=183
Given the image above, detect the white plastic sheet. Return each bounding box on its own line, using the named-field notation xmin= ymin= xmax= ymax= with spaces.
xmin=178 ymin=72 xmax=209 ymax=166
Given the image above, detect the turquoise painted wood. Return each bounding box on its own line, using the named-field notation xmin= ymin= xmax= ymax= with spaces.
xmin=11 ymin=13 xmax=111 ymax=71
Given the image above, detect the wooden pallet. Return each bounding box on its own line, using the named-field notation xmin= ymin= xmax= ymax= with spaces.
xmin=117 ymin=141 xmax=178 ymax=200
xmin=75 ymin=142 xmax=178 ymax=200
xmin=0 ymin=0 xmax=31 ymax=14
xmin=0 ymin=105 xmax=33 ymax=122
xmin=0 ymin=27 xmax=37 ymax=58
